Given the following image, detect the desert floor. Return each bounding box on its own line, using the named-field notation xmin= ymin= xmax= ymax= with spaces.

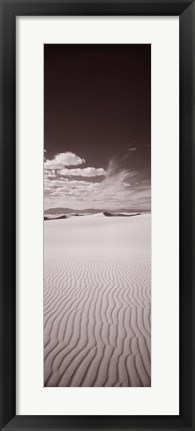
xmin=44 ymin=214 xmax=151 ymax=387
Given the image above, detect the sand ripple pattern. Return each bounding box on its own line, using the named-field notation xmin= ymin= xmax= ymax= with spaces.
xmin=44 ymin=251 xmax=151 ymax=387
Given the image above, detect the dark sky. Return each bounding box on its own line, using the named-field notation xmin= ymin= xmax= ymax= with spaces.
xmin=44 ymin=44 xmax=151 ymax=211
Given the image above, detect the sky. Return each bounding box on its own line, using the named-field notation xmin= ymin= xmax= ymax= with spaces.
xmin=44 ymin=44 xmax=151 ymax=211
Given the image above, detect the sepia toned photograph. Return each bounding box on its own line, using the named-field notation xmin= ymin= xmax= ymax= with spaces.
xmin=44 ymin=44 xmax=151 ymax=387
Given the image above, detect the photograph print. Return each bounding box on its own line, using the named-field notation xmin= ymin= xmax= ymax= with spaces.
xmin=44 ymin=44 xmax=151 ymax=387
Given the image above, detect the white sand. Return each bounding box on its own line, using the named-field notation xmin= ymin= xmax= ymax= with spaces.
xmin=44 ymin=214 xmax=151 ymax=387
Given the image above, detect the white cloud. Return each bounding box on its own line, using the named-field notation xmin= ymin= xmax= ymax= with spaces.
xmin=44 ymin=152 xmax=85 ymax=170
xmin=44 ymin=169 xmax=56 ymax=179
xmin=45 ymin=177 xmax=100 ymax=189
xmin=59 ymin=167 xmax=105 ymax=177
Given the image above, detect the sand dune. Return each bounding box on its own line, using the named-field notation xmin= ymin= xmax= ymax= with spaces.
xmin=103 ymin=211 xmax=140 ymax=217
xmin=44 ymin=214 xmax=67 ymax=221
xmin=44 ymin=214 xmax=151 ymax=387
xmin=44 ymin=211 xmax=140 ymax=220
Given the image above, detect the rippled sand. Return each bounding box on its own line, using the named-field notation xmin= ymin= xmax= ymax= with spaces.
xmin=44 ymin=214 xmax=151 ymax=387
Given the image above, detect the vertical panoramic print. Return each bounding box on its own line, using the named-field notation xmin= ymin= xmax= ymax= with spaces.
xmin=44 ymin=44 xmax=151 ymax=387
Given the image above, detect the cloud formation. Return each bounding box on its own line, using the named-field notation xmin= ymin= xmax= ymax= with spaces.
xmin=44 ymin=152 xmax=85 ymax=170
xmin=59 ymin=167 xmax=106 ymax=177
xmin=44 ymin=153 xmax=151 ymax=211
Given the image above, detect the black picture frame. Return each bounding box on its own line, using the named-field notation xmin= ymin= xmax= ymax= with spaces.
xmin=0 ymin=0 xmax=194 ymax=430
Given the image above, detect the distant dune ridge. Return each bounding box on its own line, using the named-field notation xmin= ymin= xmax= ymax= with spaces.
xmin=44 ymin=207 xmax=147 ymax=215
xmin=44 ymin=211 xmax=140 ymax=221
xmin=44 ymin=213 xmax=151 ymax=387
xmin=44 ymin=214 xmax=67 ymax=221
xmin=103 ymin=211 xmax=140 ymax=217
